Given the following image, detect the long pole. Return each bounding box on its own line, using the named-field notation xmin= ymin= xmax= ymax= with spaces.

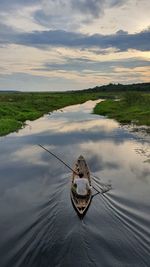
xmin=38 ymin=144 xmax=78 ymax=174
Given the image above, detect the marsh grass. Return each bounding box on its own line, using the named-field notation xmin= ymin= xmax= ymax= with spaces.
xmin=0 ymin=91 xmax=101 ymax=136
xmin=94 ymin=92 xmax=150 ymax=126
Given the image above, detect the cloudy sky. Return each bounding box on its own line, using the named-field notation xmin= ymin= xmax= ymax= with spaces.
xmin=0 ymin=0 xmax=150 ymax=91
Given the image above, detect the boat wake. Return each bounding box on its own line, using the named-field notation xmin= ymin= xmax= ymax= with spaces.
xmin=91 ymin=174 xmax=112 ymax=194
xmin=0 ymin=174 xmax=149 ymax=267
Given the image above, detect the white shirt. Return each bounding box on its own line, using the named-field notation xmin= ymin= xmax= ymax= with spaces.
xmin=74 ymin=178 xmax=90 ymax=196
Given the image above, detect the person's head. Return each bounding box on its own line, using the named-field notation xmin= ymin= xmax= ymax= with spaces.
xmin=79 ymin=173 xmax=83 ymax=178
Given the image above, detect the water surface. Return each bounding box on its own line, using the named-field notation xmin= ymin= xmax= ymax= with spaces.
xmin=0 ymin=100 xmax=150 ymax=267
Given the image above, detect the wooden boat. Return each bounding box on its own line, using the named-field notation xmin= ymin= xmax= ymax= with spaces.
xmin=71 ymin=155 xmax=92 ymax=218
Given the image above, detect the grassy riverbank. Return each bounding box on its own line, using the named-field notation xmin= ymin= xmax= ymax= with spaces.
xmin=0 ymin=91 xmax=102 ymax=136
xmin=0 ymin=83 xmax=150 ymax=136
xmin=94 ymin=92 xmax=150 ymax=126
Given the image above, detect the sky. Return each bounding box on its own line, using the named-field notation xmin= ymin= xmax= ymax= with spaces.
xmin=0 ymin=0 xmax=150 ymax=91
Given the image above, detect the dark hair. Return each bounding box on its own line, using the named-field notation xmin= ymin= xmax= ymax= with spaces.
xmin=79 ymin=173 xmax=83 ymax=178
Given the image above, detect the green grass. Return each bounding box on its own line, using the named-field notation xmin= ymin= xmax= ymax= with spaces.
xmin=0 ymin=91 xmax=102 ymax=136
xmin=0 ymin=118 xmax=22 ymax=136
xmin=94 ymin=92 xmax=150 ymax=126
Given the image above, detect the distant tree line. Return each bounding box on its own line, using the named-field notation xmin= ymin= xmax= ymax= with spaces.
xmin=83 ymin=83 xmax=150 ymax=93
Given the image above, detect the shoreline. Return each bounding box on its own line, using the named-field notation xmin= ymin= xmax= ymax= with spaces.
xmin=93 ymin=93 xmax=150 ymax=128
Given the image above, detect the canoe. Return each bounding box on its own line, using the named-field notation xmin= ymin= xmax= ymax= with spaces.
xmin=71 ymin=155 xmax=92 ymax=218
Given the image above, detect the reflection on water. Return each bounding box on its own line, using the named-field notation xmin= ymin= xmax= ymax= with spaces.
xmin=0 ymin=100 xmax=150 ymax=267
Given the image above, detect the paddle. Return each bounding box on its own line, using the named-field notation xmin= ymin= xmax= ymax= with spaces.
xmin=92 ymin=186 xmax=102 ymax=198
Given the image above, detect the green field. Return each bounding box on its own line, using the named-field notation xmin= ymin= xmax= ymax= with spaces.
xmin=94 ymin=92 xmax=150 ymax=126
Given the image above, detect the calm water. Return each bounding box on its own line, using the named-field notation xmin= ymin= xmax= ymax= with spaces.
xmin=0 ymin=100 xmax=150 ymax=267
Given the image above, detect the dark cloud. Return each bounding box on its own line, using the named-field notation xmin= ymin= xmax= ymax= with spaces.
xmin=0 ymin=0 xmax=127 ymax=18
xmin=34 ymin=10 xmax=54 ymax=28
xmin=71 ymin=0 xmax=105 ymax=18
xmin=116 ymin=30 xmax=128 ymax=35
xmin=0 ymin=0 xmax=39 ymax=10
xmin=31 ymin=0 xmax=129 ymax=29
xmin=33 ymin=10 xmax=78 ymax=31
xmin=33 ymin=58 xmax=150 ymax=73
xmin=109 ymin=0 xmax=127 ymax=7
xmin=0 ymin=22 xmax=149 ymax=52
xmin=0 ymin=23 xmax=18 ymax=43
xmin=71 ymin=0 xmax=127 ymax=18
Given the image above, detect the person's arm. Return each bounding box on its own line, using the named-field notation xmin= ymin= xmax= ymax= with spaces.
xmin=86 ymin=181 xmax=92 ymax=191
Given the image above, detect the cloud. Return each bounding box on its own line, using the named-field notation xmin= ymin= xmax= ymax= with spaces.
xmin=33 ymin=58 xmax=150 ymax=73
xmin=71 ymin=0 xmax=105 ymax=18
xmin=108 ymin=0 xmax=127 ymax=7
xmin=71 ymin=0 xmax=126 ymax=18
xmin=32 ymin=0 xmax=128 ymax=29
xmin=0 ymin=0 xmax=39 ymax=10
xmin=0 ymin=0 xmax=149 ymax=91
xmin=0 ymin=22 xmax=149 ymax=52
xmin=0 ymin=0 xmax=127 ymax=15
xmin=33 ymin=10 xmax=78 ymax=31
xmin=0 ymin=23 xmax=18 ymax=45
xmin=0 ymin=0 xmax=120 ymax=18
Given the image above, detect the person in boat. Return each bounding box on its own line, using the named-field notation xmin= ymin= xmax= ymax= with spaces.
xmin=73 ymin=172 xmax=91 ymax=197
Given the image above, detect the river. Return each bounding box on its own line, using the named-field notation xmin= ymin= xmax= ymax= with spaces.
xmin=0 ymin=100 xmax=150 ymax=267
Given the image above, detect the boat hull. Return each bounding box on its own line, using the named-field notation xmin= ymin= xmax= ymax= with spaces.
xmin=70 ymin=190 xmax=92 ymax=218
